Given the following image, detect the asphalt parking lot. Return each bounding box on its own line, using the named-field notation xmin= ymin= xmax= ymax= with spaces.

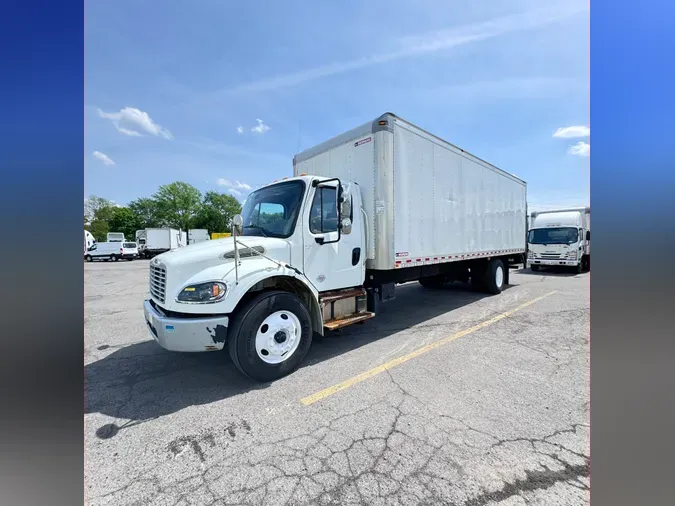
xmin=85 ymin=260 xmax=589 ymax=506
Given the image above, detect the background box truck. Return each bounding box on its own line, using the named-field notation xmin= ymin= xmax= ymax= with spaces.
xmin=135 ymin=228 xmax=186 ymax=258
xmin=188 ymin=229 xmax=211 ymax=244
xmin=527 ymin=207 xmax=590 ymax=273
xmin=106 ymin=232 xmax=125 ymax=242
xmin=84 ymin=230 xmax=96 ymax=254
xmin=142 ymin=113 xmax=527 ymax=381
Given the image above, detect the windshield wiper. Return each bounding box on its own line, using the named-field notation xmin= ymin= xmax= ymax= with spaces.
xmin=243 ymin=225 xmax=269 ymax=237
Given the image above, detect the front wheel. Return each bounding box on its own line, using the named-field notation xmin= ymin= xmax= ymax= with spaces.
xmin=85 ymin=255 xmax=93 ymax=262
xmin=530 ymin=264 xmax=540 ymax=272
xmin=110 ymin=254 xmax=118 ymax=262
xmin=228 ymin=291 xmax=313 ymax=382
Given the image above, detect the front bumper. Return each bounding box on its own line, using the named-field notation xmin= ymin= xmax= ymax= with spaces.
xmin=528 ymin=259 xmax=579 ymax=266
xmin=143 ymin=299 xmax=229 ymax=352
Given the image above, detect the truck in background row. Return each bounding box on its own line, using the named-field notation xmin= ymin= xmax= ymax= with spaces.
xmin=84 ymin=230 xmax=96 ymax=254
xmin=188 ymin=229 xmax=211 ymax=244
xmin=142 ymin=112 xmax=527 ymax=381
xmin=135 ymin=228 xmax=186 ymax=259
xmin=107 ymin=232 xmax=125 ymax=242
xmin=527 ymin=207 xmax=590 ymax=273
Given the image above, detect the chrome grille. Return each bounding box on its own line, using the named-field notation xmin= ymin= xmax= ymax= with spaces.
xmin=149 ymin=263 xmax=167 ymax=303
xmin=540 ymin=253 xmax=561 ymax=259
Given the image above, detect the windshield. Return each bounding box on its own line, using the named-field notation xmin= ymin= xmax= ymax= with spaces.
xmin=240 ymin=180 xmax=305 ymax=238
xmin=528 ymin=227 xmax=579 ymax=245
xmin=123 ymin=242 xmax=137 ymax=248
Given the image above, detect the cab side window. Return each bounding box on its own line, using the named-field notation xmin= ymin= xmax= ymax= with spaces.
xmin=309 ymin=187 xmax=338 ymax=234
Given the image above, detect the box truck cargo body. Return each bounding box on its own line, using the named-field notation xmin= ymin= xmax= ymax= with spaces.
xmin=107 ymin=232 xmax=125 ymax=242
xmin=135 ymin=228 xmax=186 ymax=258
xmin=527 ymin=207 xmax=590 ymax=272
xmin=293 ymin=112 xmax=527 ymax=274
xmin=188 ymin=229 xmax=210 ymax=244
xmin=141 ymin=113 xmax=527 ymax=382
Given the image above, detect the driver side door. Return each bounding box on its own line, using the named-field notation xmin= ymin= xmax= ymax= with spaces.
xmin=302 ymin=184 xmax=364 ymax=292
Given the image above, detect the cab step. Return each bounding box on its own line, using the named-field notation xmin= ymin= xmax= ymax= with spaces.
xmin=324 ymin=311 xmax=375 ymax=331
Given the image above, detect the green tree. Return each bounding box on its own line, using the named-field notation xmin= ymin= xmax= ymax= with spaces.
xmin=89 ymin=220 xmax=109 ymax=242
xmin=109 ymin=207 xmax=141 ymax=240
xmin=152 ymin=182 xmax=202 ymax=232
xmin=85 ymin=195 xmax=113 ymax=222
xmin=128 ymin=197 xmax=161 ymax=228
xmin=193 ymin=191 xmax=242 ymax=233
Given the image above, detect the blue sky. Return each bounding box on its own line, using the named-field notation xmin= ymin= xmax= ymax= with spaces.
xmin=85 ymin=0 xmax=589 ymax=211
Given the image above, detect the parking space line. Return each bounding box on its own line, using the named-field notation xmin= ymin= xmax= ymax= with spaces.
xmin=300 ymin=290 xmax=558 ymax=406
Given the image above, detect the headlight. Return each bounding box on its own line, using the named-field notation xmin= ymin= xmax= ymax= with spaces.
xmin=567 ymin=251 xmax=577 ymax=259
xmin=176 ymin=282 xmax=227 ymax=303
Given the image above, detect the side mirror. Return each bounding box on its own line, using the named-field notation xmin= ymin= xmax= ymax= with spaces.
xmin=339 ymin=184 xmax=353 ymax=235
xmin=586 ymin=231 xmax=590 ymax=241
xmin=232 ymin=214 xmax=244 ymax=236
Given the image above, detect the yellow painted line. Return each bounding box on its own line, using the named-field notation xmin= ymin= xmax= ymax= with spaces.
xmin=301 ymin=290 xmax=558 ymax=406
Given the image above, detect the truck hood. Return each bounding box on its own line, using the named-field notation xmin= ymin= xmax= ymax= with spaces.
xmin=149 ymin=236 xmax=299 ymax=313
xmin=157 ymin=236 xmax=291 ymax=272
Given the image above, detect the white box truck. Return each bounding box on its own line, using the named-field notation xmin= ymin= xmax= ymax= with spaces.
xmin=527 ymin=207 xmax=590 ymax=273
xmin=188 ymin=229 xmax=210 ymax=244
xmin=135 ymin=228 xmax=186 ymax=258
xmin=107 ymin=232 xmax=125 ymax=242
xmin=142 ymin=113 xmax=527 ymax=381
xmin=84 ymin=230 xmax=96 ymax=254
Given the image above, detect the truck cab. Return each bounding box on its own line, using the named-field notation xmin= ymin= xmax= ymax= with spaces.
xmin=527 ymin=208 xmax=590 ymax=273
xmin=143 ymin=175 xmax=365 ymax=381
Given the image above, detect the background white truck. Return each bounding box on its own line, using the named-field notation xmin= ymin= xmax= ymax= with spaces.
xmin=188 ymin=229 xmax=211 ymax=245
xmin=135 ymin=228 xmax=186 ymax=258
xmin=106 ymin=232 xmax=125 ymax=242
xmin=142 ymin=113 xmax=527 ymax=381
xmin=84 ymin=230 xmax=96 ymax=254
xmin=527 ymin=207 xmax=590 ymax=273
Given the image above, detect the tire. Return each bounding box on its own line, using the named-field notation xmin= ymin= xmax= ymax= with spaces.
xmin=583 ymin=256 xmax=590 ymax=271
xmin=228 ymin=290 xmax=313 ymax=382
xmin=575 ymin=261 xmax=583 ymax=274
xmin=419 ymin=276 xmax=445 ymax=289
xmin=85 ymin=255 xmax=93 ymax=262
xmin=111 ymin=255 xmax=118 ymax=262
xmin=482 ymin=259 xmax=505 ymax=294
xmin=530 ymin=264 xmax=540 ymax=272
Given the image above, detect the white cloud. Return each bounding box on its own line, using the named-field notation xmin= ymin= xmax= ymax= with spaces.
xmin=568 ymin=141 xmax=590 ymax=157
xmin=98 ymin=107 xmax=173 ymax=139
xmin=222 ymin=4 xmax=588 ymax=93
xmin=92 ymin=151 xmax=115 ymax=166
xmin=228 ymin=188 xmax=243 ymax=197
xmin=216 ymin=179 xmax=253 ymax=191
xmin=251 ymin=119 xmax=270 ymax=134
xmin=236 ymin=125 xmax=244 ymax=134
xmin=553 ymin=125 xmax=590 ymax=138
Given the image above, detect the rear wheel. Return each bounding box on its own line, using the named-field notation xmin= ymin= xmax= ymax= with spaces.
xmin=228 ymin=291 xmax=313 ymax=382
xmin=483 ymin=259 xmax=505 ymax=294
